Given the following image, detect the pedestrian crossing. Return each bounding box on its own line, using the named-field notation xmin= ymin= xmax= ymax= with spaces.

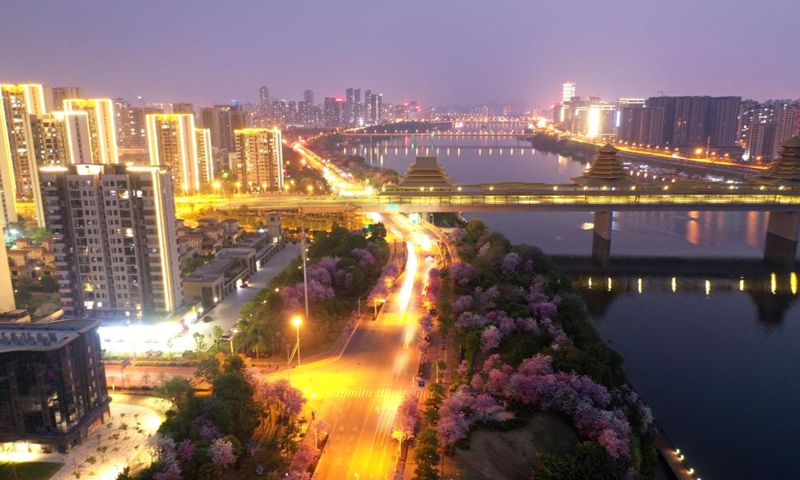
xmin=369 ymin=312 xmax=407 ymax=327
xmin=329 ymin=387 xmax=430 ymax=402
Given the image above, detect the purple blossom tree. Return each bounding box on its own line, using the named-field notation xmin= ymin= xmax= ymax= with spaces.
xmin=175 ymin=440 xmax=195 ymax=463
xmin=472 ymin=393 xmax=499 ymax=421
xmin=436 ymin=411 xmax=469 ymax=446
xmin=450 ymin=262 xmax=477 ymax=287
xmin=501 ymin=252 xmax=522 ymax=274
xmin=453 ymin=295 xmax=474 ymax=314
xmin=480 ymin=325 xmax=502 ymax=353
xmin=294 ymin=443 xmax=321 ymax=467
xmin=418 ymin=314 xmax=434 ymax=335
xmin=210 ymin=437 xmax=237 ymax=468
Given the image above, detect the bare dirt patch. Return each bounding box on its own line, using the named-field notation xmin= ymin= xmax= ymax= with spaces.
xmin=454 ymin=412 xmax=579 ymax=480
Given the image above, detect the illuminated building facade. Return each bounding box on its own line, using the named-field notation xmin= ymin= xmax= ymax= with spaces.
xmin=145 ymin=113 xmax=201 ymax=194
xmin=39 ymin=164 xmax=183 ymax=319
xmin=63 ymin=99 xmax=119 ymax=164
xmin=0 ymin=211 xmax=13 ymax=312
xmin=234 ymin=128 xmax=284 ymax=191
xmin=0 ymin=319 xmax=110 ymax=453
xmin=195 ymin=127 xmax=214 ymax=185
xmin=31 ymin=112 xmax=93 ymax=166
xmin=560 ymin=81 xmax=577 ymax=123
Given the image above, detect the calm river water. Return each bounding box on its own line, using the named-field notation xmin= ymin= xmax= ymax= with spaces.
xmin=350 ymin=135 xmax=800 ymax=480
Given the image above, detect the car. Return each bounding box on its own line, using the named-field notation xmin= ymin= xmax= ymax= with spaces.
xmin=203 ymin=315 xmax=213 ymax=323
xmin=241 ymin=281 xmax=249 ymax=288
xmin=221 ymin=332 xmax=233 ymax=341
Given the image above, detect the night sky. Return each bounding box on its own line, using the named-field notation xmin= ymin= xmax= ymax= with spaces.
xmin=1 ymin=0 xmax=798 ymax=107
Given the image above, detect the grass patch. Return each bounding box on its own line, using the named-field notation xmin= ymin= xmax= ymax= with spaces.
xmin=0 ymin=462 xmax=63 ymax=480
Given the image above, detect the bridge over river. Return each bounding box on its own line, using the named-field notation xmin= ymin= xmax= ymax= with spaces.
xmin=189 ymin=138 xmax=800 ymax=266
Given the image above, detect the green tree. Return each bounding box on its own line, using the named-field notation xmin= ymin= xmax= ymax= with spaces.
xmin=531 ymin=441 xmax=626 ymax=480
xmin=213 ymin=325 xmax=224 ymax=349
xmin=195 ymin=355 xmax=221 ymax=383
xmin=193 ymin=332 xmax=208 ymax=353
xmin=464 ymin=218 xmax=488 ymax=243
xmin=210 ymin=370 xmax=262 ymax=442
xmin=413 ymin=429 xmax=441 ymax=480
xmin=153 ymin=375 xmax=194 ymax=410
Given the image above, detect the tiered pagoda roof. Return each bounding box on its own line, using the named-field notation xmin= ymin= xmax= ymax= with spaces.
xmin=572 ymin=144 xmax=637 ymax=188
xmin=747 ymin=136 xmax=800 ymax=186
xmin=397 ymin=156 xmax=456 ymax=190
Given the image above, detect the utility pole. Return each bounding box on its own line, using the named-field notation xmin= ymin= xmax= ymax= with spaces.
xmin=301 ymin=228 xmax=310 ymax=320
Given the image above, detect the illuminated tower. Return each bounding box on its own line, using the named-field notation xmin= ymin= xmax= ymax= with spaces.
xmin=63 ymin=99 xmax=119 ymax=164
xmin=234 ymin=128 xmax=284 ymax=192
xmin=146 ymin=114 xmax=201 ymax=194
xmin=195 ymin=127 xmax=214 ymax=185
xmin=31 ymin=111 xmax=93 ymax=166
xmin=0 ymin=84 xmax=48 ymax=226
xmin=40 ymin=164 xmax=183 ymax=318
xmin=560 ymin=81 xmax=577 ymax=123
xmin=0 ymin=209 xmax=14 ymax=312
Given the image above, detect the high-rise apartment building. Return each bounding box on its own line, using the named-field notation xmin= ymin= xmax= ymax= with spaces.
xmin=0 ymin=205 xmax=14 ymax=312
xmin=0 ymin=84 xmax=48 ymax=226
xmin=345 ymin=88 xmax=355 ymax=126
xmin=195 ymin=127 xmax=214 ymax=185
xmin=39 ymin=164 xmax=183 ymax=319
xmin=324 ymin=97 xmax=344 ymax=127
xmin=171 ymin=103 xmax=195 ymax=115
xmin=303 ymin=89 xmax=314 ymax=107
xmin=31 ymin=112 xmax=93 ymax=166
xmin=145 ymin=114 xmax=202 ymax=194
xmin=559 ymin=81 xmax=577 ymax=123
xmin=63 ymin=99 xmax=119 ymax=164
xmin=48 ymin=86 xmax=84 ymax=111
xmin=200 ymin=105 xmax=247 ymax=151
xmin=234 ymin=128 xmax=284 ymax=192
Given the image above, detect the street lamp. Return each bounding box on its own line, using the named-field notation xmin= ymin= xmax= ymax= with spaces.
xmin=292 ymin=316 xmax=302 ymax=366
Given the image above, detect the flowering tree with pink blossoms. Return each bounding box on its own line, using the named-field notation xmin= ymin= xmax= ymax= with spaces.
xmin=210 ymin=437 xmax=237 ymax=468
xmin=480 ymin=325 xmax=502 ymax=352
xmin=392 ymin=392 xmax=420 ymax=454
xmin=449 ymin=261 xmax=477 ymax=287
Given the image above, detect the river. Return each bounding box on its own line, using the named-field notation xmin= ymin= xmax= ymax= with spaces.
xmin=348 ymin=134 xmax=800 ymax=480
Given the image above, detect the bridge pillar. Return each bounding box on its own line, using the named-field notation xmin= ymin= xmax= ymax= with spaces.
xmin=764 ymin=211 xmax=800 ymax=267
xmin=592 ymin=211 xmax=613 ymax=266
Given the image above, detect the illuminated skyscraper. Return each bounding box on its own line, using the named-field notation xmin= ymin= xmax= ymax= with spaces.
xmin=234 ymin=128 xmax=283 ymax=192
xmin=31 ymin=111 xmax=93 ymax=166
xmin=559 ymin=81 xmax=577 ymax=123
xmin=0 ymin=84 xmax=48 ymax=226
xmin=145 ymin=114 xmax=201 ymax=194
xmin=0 ymin=209 xmax=14 ymax=312
xmin=39 ymin=164 xmax=183 ymax=318
xmin=63 ymin=99 xmax=119 ymax=164
xmin=195 ymin=127 xmax=214 ymax=185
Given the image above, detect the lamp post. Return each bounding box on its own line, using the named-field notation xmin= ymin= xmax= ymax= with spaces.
xmin=292 ymin=316 xmax=302 ymax=366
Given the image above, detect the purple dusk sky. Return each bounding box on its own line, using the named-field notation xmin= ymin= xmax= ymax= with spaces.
xmin=1 ymin=0 xmax=798 ymax=108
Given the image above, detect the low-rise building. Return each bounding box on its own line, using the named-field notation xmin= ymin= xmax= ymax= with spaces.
xmin=0 ymin=319 xmax=110 ymax=453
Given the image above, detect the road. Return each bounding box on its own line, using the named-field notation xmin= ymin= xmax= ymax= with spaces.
xmin=264 ymin=214 xmax=437 ymax=480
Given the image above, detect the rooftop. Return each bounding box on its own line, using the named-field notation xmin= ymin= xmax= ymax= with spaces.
xmin=0 ymin=318 xmax=100 ymax=353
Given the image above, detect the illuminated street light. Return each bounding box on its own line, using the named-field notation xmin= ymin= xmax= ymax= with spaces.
xmin=292 ymin=315 xmax=302 ymax=366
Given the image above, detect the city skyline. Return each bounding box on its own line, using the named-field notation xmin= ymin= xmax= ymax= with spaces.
xmin=1 ymin=1 xmax=798 ymax=107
